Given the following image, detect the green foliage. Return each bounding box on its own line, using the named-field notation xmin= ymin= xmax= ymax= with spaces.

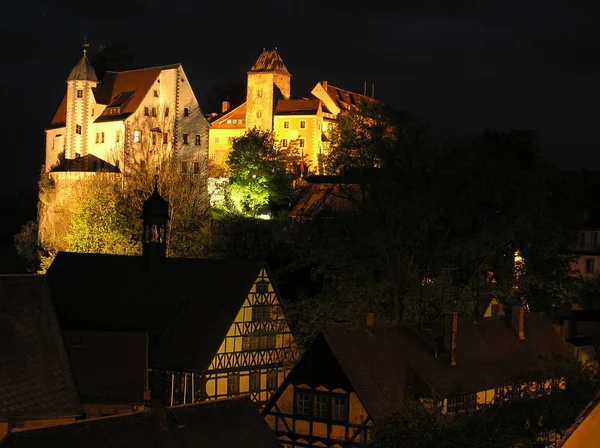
xmin=226 ymin=128 xmax=291 ymax=216
xmin=65 ymin=189 xmax=140 ymax=255
xmin=13 ymin=221 xmax=39 ymax=273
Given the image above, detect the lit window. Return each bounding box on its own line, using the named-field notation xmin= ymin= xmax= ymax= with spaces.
xmin=299 ymin=138 xmax=305 ymax=148
xmin=195 ymin=134 xmax=201 ymax=145
xmin=91 ymin=108 xmax=94 ymax=116
xmin=76 ymin=89 xmax=83 ymax=98
xmin=163 ymin=133 xmax=168 ymax=144
xmin=233 ymin=119 xmax=238 ymax=124
xmin=314 ymin=394 xmax=329 ymax=418
xmin=257 ymin=111 xmax=262 ymax=118
xmin=95 ymin=132 xmax=99 ymax=144
xmin=210 ymin=153 xmax=216 ymax=160
xmin=281 ymin=139 xmax=288 ymax=148
xmin=181 ymin=161 xmax=188 ymax=174
xmin=184 ymin=107 xmax=190 ymax=117
xmin=267 ymin=370 xmax=278 ymax=390
xmin=249 ymin=371 xmax=260 ymax=393
xmin=332 ymin=395 xmax=347 ymax=420
xmin=296 ymin=391 xmax=310 ymax=416
xmin=75 ymin=125 xmax=82 ymax=134
xmin=227 ymin=119 xmax=232 ymax=124
xmin=283 ymin=120 xmax=289 ymax=129
xmin=300 ymin=120 xmax=306 ymax=129
xmin=153 ymin=89 xmax=159 ymax=97
xmin=152 ymin=107 xmax=157 ymax=117
xmin=215 ymin=136 xmax=220 ymax=144
xmin=193 ymin=162 xmax=200 ymax=174
xmin=227 ymin=373 xmax=240 ymax=396
xmin=144 ymin=107 xmax=149 ymax=116
xmin=258 ymin=89 xmax=263 ymax=98
xmin=133 ymin=130 xmax=141 ymax=143
xmin=101 ymin=132 xmax=104 ymax=143
xmin=183 ymin=133 xmax=189 ymax=145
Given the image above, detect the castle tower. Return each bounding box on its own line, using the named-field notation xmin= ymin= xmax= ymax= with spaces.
xmin=65 ymin=42 xmax=98 ymax=160
xmin=245 ymin=48 xmax=291 ymax=131
xmin=141 ymin=175 xmax=170 ymax=269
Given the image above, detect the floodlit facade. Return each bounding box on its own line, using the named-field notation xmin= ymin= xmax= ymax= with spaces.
xmin=208 ymin=49 xmax=375 ymax=175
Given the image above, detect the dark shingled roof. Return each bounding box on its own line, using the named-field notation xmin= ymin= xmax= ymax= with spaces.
xmin=63 ymin=330 xmax=148 ymax=405
xmin=248 ymin=48 xmax=291 ymax=76
xmin=1 ymin=396 xmax=281 ymax=448
xmin=324 ymin=85 xmax=375 ymax=112
xmin=0 ymin=275 xmax=82 ymax=420
xmin=46 ymin=252 xmax=267 ymax=372
xmin=267 ymin=313 xmax=574 ymax=420
xmin=67 ymin=52 xmax=98 ymax=82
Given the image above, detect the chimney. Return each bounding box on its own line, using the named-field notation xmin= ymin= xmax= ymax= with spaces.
xmin=491 ymin=303 xmax=505 ymax=317
xmin=322 ymin=80 xmax=328 ymax=90
xmin=511 ymin=305 xmax=525 ymax=340
xmin=442 ymin=312 xmax=458 ymax=366
xmin=221 ymin=100 xmax=230 ymax=113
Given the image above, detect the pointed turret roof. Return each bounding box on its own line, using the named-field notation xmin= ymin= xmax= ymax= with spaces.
xmin=68 ymin=47 xmax=98 ymax=83
xmin=248 ymin=48 xmax=290 ymax=76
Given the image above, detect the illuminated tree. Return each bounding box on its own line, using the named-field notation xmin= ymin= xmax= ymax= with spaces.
xmin=225 ymin=128 xmax=290 ymax=217
xmin=65 ymin=183 xmax=139 ymax=255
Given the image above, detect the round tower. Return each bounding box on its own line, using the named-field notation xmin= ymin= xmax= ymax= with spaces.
xmin=65 ymin=42 xmax=98 ymax=160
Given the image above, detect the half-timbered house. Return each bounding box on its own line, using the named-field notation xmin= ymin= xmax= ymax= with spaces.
xmin=262 ymin=308 xmax=574 ymax=447
xmin=45 ymin=180 xmax=299 ymax=408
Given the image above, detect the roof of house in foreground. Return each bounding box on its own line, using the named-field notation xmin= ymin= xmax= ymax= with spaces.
xmin=46 ymin=251 xmax=268 ymax=372
xmin=1 ymin=396 xmax=280 ymax=448
xmin=0 ymin=275 xmax=82 ymax=421
xmin=266 ymin=312 xmax=574 ymax=419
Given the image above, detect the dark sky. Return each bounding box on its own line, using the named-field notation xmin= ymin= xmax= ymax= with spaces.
xmin=2 ymin=0 xmax=599 ymax=194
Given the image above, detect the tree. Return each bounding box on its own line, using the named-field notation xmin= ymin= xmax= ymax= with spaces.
xmin=13 ymin=221 xmax=39 ymax=273
xmin=225 ymin=128 xmax=291 ymax=217
xmin=65 ymin=181 xmax=139 ymax=255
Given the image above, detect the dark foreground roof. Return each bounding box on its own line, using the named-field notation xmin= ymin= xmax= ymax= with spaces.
xmin=46 ymin=252 xmax=267 ymax=372
xmin=1 ymin=396 xmax=281 ymax=448
xmin=0 ymin=275 xmax=82 ymax=420
xmin=266 ymin=312 xmax=573 ymax=419
xmin=63 ymin=330 xmax=148 ymax=405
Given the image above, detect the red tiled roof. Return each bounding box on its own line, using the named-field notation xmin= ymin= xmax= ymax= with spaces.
xmin=275 ymin=99 xmax=320 ymax=115
xmin=209 ymin=102 xmax=247 ymax=129
xmin=48 ymin=64 xmax=181 ymax=128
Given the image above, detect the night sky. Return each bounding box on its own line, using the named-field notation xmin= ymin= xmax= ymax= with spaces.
xmin=2 ymin=0 xmax=599 ymax=194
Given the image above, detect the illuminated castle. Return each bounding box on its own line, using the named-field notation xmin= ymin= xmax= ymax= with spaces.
xmin=208 ymin=48 xmax=375 ymax=175
xmin=40 ymin=44 xmax=209 ymax=249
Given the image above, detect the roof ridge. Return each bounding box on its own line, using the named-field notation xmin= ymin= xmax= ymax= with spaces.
xmin=104 ymin=63 xmax=181 ymax=74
